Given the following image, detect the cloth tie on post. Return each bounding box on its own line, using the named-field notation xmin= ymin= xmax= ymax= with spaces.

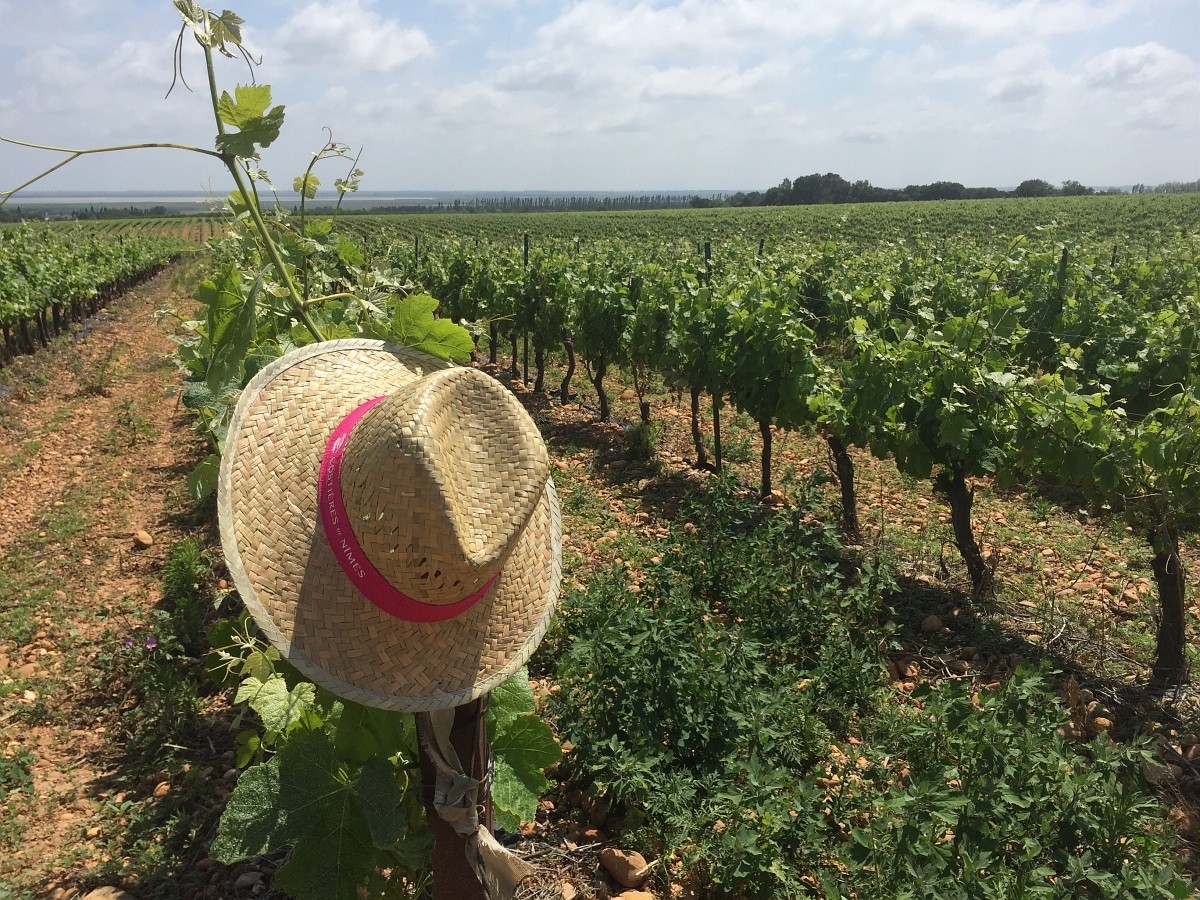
xmin=418 ymin=708 xmax=535 ymax=900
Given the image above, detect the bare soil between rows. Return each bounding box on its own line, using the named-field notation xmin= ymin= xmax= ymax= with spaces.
xmin=2 ymin=274 xmax=1199 ymax=897
xmin=0 ymin=261 xmax=241 ymax=898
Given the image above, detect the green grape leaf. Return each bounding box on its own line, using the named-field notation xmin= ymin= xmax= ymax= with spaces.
xmin=240 ymin=648 xmax=280 ymax=683
xmin=235 ymin=730 xmax=261 ymax=769
xmin=274 ymin=822 xmax=369 ymax=900
xmin=487 ymin=668 xmax=536 ymax=737
xmin=490 ymin=712 xmax=560 ymax=832
xmin=173 ymin=0 xmax=205 ymax=34
xmin=210 ymin=754 xmax=298 ymax=862
xmin=198 ymin=262 xmax=243 ymax=348
xmin=206 ymin=270 xmax=261 ymax=395
xmin=236 ymin=674 xmax=316 ymax=733
xmin=175 ymin=2 xmax=244 ymax=54
xmin=294 ymin=173 xmax=321 ymax=199
xmin=180 ymin=380 xmax=216 ymax=411
xmin=186 ymin=453 xmax=220 ymax=502
xmin=209 ymin=9 xmax=246 ymax=53
xmin=337 ymin=235 xmax=365 ymax=270
xmin=985 ymin=370 xmax=1018 ymax=389
xmin=374 ymin=293 xmax=475 ymax=362
xmin=217 ymin=85 xmax=272 ymax=129
xmin=388 ymin=292 xmax=438 ymax=339
xmin=492 ymin=755 xmax=551 ymax=833
xmin=493 ymin=714 xmax=561 ymax=770
xmin=355 ymin=756 xmax=408 ymax=849
xmin=305 ymin=218 xmax=334 ymax=237
xmin=216 ymin=86 xmax=285 ymax=158
xmin=332 ymin=703 xmax=384 ymax=766
xmin=416 ymin=318 xmax=475 ymax=363
xmin=215 ymin=729 xmax=411 ymax=898
xmin=332 ymin=702 xmax=417 ymax=767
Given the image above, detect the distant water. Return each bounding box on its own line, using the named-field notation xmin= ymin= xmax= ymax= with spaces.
xmin=12 ymin=192 xmax=442 ymax=212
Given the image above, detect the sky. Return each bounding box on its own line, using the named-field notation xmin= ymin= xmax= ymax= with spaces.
xmin=0 ymin=0 xmax=1196 ymax=195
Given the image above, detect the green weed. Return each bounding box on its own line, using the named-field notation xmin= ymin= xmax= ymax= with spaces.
xmin=624 ymin=420 xmax=657 ymax=463
xmin=75 ymin=343 xmax=121 ymax=397
xmin=0 ymin=749 xmax=33 ymax=801
xmin=104 ymin=398 xmax=156 ymax=450
xmin=549 ymin=477 xmax=1194 ymax=897
xmin=161 ymin=538 xmax=212 ymax=656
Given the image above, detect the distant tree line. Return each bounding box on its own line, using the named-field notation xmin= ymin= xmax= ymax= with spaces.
xmin=1131 ymin=180 xmax=1200 ymax=195
xmin=722 ymin=173 xmax=1199 ymax=208
xmin=345 ymin=193 xmax=708 ymax=215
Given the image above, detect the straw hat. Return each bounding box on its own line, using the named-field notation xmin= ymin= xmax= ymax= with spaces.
xmin=217 ymin=339 xmax=561 ymax=711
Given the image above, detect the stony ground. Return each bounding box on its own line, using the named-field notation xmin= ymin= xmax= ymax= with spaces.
xmin=2 ymin=272 xmax=1198 ymax=898
xmin=0 ymin=260 xmax=254 ymax=899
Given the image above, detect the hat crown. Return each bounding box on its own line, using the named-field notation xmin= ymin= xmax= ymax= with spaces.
xmin=338 ymin=366 xmax=549 ymax=605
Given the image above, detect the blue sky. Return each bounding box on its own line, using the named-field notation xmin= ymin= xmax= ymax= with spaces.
xmin=0 ymin=0 xmax=1196 ymax=194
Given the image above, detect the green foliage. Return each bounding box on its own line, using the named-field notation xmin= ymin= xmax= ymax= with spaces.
xmin=550 ymin=479 xmax=1192 ymax=897
xmin=844 ymin=672 xmax=1193 ymax=899
xmin=0 ymin=224 xmax=183 ymax=334
xmin=209 ymin=610 xmax=557 ymax=899
xmin=212 ymin=729 xmax=422 ymax=898
xmin=107 ymin=608 xmax=204 ymax=766
xmin=624 ymin=420 xmax=657 ymax=463
xmin=161 ymin=537 xmax=212 ymax=656
xmin=359 ymin=292 xmax=475 ymax=363
xmin=0 ymin=748 xmax=34 ymax=801
xmin=293 ymin=173 xmax=320 ymax=200
xmin=551 ymin=479 xmax=888 ymax=895
xmin=214 ymin=84 xmax=285 ymax=159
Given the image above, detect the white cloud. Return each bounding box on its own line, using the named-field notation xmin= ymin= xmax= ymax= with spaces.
xmin=494 ymin=60 xmax=586 ymax=94
xmin=1 ymin=0 xmax=1194 ymax=192
xmin=532 ymin=0 xmax=1135 ymax=61
xmin=1084 ymin=42 xmax=1197 ymax=90
xmin=842 ymin=128 xmax=888 ymax=144
xmin=987 ymin=75 xmax=1050 ymax=104
xmin=277 ymin=1 xmax=434 ymax=74
xmin=641 ymin=62 xmax=783 ymax=100
xmin=102 ymin=38 xmax=178 ymax=88
xmin=20 ymin=45 xmax=89 ymax=90
xmin=877 ymin=0 xmax=1134 ymax=39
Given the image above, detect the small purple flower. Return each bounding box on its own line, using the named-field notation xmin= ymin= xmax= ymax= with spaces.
xmin=144 ymin=636 xmax=159 ymax=651
xmin=123 ymin=638 xmax=135 ymax=650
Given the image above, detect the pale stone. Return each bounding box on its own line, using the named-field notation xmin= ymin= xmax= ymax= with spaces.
xmin=600 ymin=848 xmax=650 ymax=888
xmin=82 ymin=889 xmax=136 ymax=900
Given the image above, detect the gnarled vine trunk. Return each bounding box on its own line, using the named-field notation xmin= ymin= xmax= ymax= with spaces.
xmin=533 ymin=345 xmax=546 ymax=394
xmin=759 ymin=419 xmax=772 ymax=499
xmin=488 ymin=321 xmax=498 ymax=365
xmin=826 ymin=433 xmax=859 ymax=540
xmin=1149 ymin=526 xmax=1188 ymax=687
xmin=592 ymin=357 xmax=610 ymax=422
xmin=940 ymin=466 xmax=991 ymax=597
xmin=559 ymin=332 xmax=575 ymax=404
xmin=712 ymin=393 xmax=723 ymax=474
xmin=631 ymin=368 xmax=651 ymax=424
xmin=690 ymin=384 xmax=709 ymax=470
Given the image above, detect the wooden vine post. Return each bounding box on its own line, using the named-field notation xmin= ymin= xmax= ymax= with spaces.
xmin=418 ymin=699 xmax=492 ymax=900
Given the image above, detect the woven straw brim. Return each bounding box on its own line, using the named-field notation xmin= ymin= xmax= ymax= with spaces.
xmin=217 ymin=339 xmax=561 ymax=711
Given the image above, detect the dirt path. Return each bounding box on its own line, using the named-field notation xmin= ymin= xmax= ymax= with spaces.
xmin=0 ymin=260 xmax=222 ymax=897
